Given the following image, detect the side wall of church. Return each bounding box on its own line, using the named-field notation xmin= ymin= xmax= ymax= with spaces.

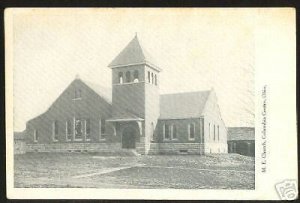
xmin=202 ymin=90 xmax=228 ymax=154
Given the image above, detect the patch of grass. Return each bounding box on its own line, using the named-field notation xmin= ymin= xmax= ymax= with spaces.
xmin=14 ymin=153 xmax=254 ymax=189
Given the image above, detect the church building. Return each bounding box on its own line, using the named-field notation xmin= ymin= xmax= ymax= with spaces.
xmin=24 ymin=35 xmax=228 ymax=155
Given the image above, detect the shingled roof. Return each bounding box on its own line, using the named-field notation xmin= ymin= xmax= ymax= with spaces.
xmin=108 ymin=35 xmax=161 ymax=71
xmin=227 ymin=127 xmax=255 ymax=141
xmin=159 ymin=91 xmax=211 ymax=119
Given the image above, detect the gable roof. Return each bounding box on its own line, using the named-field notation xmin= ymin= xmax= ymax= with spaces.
xmin=82 ymin=80 xmax=112 ymax=103
xmin=159 ymin=91 xmax=211 ymax=119
xmin=227 ymin=127 xmax=255 ymax=141
xmin=108 ymin=35 xmax=161 ymax=71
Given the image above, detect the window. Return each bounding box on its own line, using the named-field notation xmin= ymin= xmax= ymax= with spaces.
xmin=66 ymin=120 xmax=72 ymax=141
xmin=119 ymin=72 xmax=123 ymax=84
xmin=85 ymin=119 xmax=91 ymax=141
xmin=201 ymin=118 xmax=204 ymax=143
xmin=217 ymin=126 xmax=220 ymax=141
xmin=163 ymin=124 xmax=170 ymax=140
xmin=155 ymin=74 xmax=157 ymax=85
xmin=209 ymin=123 xmax=211 ymax=139
xmin=171 ymin=125 xmax=177 ymax=140
xmin=33 ymin=130 xmax=38 ymax=143
xmin=126 ymin=71 xmax=131 ymax=83
xmin=52 ymin=121 xmax=59 ymax=141
xmin=188 ymin=123 xmax=195 ymax=140
xmin=74 ymin=118 xmax=83 ymax=140
xmin=151 ymin=122 xmax=154 ymax=141
xmin=148 ymin=71 xmax=150 ymax=83
xmin=151 ymin=72 xmax=154 ymax=84
xmin=213 ymin=125 xmax=216 ymax=141
xmin=99 ymin=119 xmax=106 ymax=140
xmin=133 ymin=70 xmax=139 ymax=83
xmin=74 ymin=89 xmax=82 ymax=99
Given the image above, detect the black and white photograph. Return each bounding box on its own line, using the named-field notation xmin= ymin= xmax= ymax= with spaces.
xmin=5 ymin=8 xmax=297 ymax=200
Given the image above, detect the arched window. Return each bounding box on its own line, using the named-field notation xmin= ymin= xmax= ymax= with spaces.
xmin=126 ymin=71 xmax=131 ymax=83
xmin=155 ymin=74 xmax=157 ymax=85
xmin=118 ymin=72 xmax=123 ymax=84
xmin=133 ymin=70 xmax=139 ymax=83
xmin=151 ymin=73 xmax=154 ymax=84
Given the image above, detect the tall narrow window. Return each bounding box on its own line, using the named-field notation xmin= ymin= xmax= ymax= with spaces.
xmin=85 ymin=119 xmax=91 ymax=141
xmin=209 ymin=123 xmax=211 ymax=140
xmin=217 ymin=126 xmax=220 ymax=141
xmin=171 ymin=125 xmax=177 ymax=140
xmin=164 ymin=124 xmax=170 ymax=140
xmin=75 ymin=118 xmax=83 ymax=140
xmin=188 ymin=123 xmax=195 ymax=140
xmin=52 ymin=121 xmax=59 ymax=141
xmin=126 ymin=71 xmax=131 ymax=83
xmin=119 ymin=72 xmax=123 ymax=84
xmin=66 ymin=120 xmax=72 ymax=141
xmin=148 ymin=71 xmax=150 ymax=83
xmin=151 ymin=122 xmax=154 ymax=141
xmin=214 ymin=125 xmax=216 ymax=141
xmin=99 ymin=119 xmax=106 ymax=140
xmin=201 ymin=119 xmax=204 ymax=143
xmin=33 ymin=130 xmax=38 ymax=143
xmin=151 ymin=73 xmax=154 ymax=84
xmin=133 ymin=70 xmax=139 ymax=83
xmin=155 ymin=74 xmax=157 ymax=85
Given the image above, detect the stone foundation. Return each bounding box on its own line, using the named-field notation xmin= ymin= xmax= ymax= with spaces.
xmin=26 ymin=143 xmax=122 ymax=153
xmin=148 ymin=143 xmax=205 ymax=155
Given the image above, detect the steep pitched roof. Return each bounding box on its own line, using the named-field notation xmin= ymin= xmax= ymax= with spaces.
xmin=108 ymin=35 xmax=161 ymax=71
xmin=159 ymin=91 xmax=211 ymax=119
xmin=82 ymin=80 xmax=112 ymax=103
xmin=227 ymin=127 xmax=255 ymax=141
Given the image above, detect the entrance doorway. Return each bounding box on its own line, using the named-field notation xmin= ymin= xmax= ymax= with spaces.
xmin=122 ymin=126 xmax=136 ymax=149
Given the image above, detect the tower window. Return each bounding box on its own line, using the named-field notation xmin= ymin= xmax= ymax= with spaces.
xmin=155 ymin=74 xmax=157 ymax=85
xmin=118 ymin=72 xmax=123 ymax=84
xmin=151 ymin=73 xmax=154 ymax=84
xmin=133 ymin=70 xmax=139 ymax=83
xmin=126 ymin=71 xmax=131 ymax=83
xmin=148 ymin=71 xmax=150 ymax=83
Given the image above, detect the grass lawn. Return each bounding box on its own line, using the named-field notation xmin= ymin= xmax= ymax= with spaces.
xmin=14 ymin=153 xmax=254 ymax=189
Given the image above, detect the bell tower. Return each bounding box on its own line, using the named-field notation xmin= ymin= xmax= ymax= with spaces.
xmin=107 ymin=35 xmax=161 ymax=154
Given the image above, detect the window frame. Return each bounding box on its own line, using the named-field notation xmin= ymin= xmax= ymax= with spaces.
xmin=171 ymin=124 xmax=177 ymax=140
xmin=133 ymin=70 xmax=139 ymax=83
xmin=125 ymin=71 xmax=131 ymax=83
xmin=52 ymin=121 xmax=59 ymax=142
xmin=85 ymin=119 xmax=91 ymax=141
xmin=188 ymin=123 xmax=196 ymax=140
xmin=99 ymin=119 xmax=106 ymax=141
xmin=118 ymin=72 xmax=124 ymax=84
xmin=74 ymin=118 xmax=83 ymax=141
xmin=66 ymin=120 xmax=72 ymax=141
xmin=163 ymin=124 xmax=171 ymax=140
xmin=33 ymin=129 xmax=38 ymax=143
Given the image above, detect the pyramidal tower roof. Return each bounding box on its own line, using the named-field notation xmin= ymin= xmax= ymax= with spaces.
xmin=108 ymin=35 xmax=161 ymax=71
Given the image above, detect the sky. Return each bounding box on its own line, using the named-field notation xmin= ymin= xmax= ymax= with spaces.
xmin=11 ymin=8 xmax=255 ymax=131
